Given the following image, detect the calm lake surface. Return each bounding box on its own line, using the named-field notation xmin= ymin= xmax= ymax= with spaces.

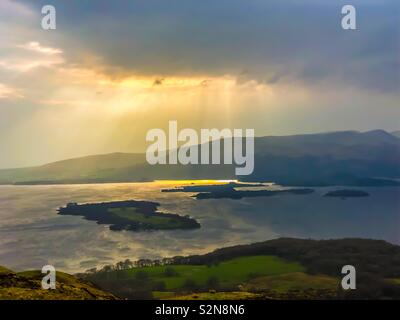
xmin=0 ymin=181 xmax=399 ymax=273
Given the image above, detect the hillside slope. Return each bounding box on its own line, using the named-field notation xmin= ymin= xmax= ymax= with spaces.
xmin=0 ymin=130 xmax=399 ymax=186
xmin=0 ymin=152 xmax=145 ymax=184
xmin=83 ymin=238 xmax=400 ymax=300
xmin=0 ymin=266 xmax=118 ymax=300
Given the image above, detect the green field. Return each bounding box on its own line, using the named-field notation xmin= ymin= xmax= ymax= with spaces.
xmin=242 ymin=272 xmax=339 ymax=292
xmin=117 ymin=255 xmax=304 ymax=290
xmin=388 ymin=278 xmax=400 ymax=285
xmin=110 ymin=208 xmax=191 ymax=229
xmin=111 ymin=208 xmax=171 ymax=224
xmin=168 ymin=291 xmax=263 ymax=300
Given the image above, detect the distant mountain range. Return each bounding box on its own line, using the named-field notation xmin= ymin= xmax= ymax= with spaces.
xmin=245 ymin=129 xmax=400 ymax=186
xmin=391 ymin=131 xmax=400 ymax=138
xmin=1 ymin=129 xmax=399 ymax=186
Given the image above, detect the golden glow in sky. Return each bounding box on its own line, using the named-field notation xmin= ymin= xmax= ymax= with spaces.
xmin=0 ymin=0 xmax=398 ymax=168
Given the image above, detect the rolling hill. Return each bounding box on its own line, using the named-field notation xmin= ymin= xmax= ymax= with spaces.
xmin=0 ymin=130 xmax=399 ymax=186
xmin=82 ymin=238 xmax=400 ymax=300
xmin=0 ymin=152 xmax=145 ymax=184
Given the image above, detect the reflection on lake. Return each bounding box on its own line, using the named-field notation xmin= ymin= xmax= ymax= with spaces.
xmin=0 ymin=181 xmax=399 ymax=273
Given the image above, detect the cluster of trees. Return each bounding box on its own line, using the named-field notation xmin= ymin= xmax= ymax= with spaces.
xmin=84 ymin=265 xmax=222 ymax=300
xmin=84 ymin=257 xmax=179 ymax=275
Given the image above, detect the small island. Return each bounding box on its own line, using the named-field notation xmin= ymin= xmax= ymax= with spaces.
xmin=161 ymin=182 xmax=314 ymax=200
xmin=323 ymin=190 xmax=370 ymax=198
xmin=161 ymin=182 xmax=264 ymax=193
xmin=58 ymin=200 xmax=200 ymax=231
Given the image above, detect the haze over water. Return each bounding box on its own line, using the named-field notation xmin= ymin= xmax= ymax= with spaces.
xmin=0 ymin=181 xmax=398 ymax=273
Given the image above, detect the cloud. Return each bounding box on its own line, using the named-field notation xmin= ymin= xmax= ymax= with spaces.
xmin=0 ymin=2 xmax=63 ymax=74
xmin=18 ymin=42 xmax=63 ymax=55
xmin=0 ymin=83 xmax=23 ymax=99
xmin=0 ymin=57 xmax=63 ymax=72
xmin=18 ymin=0 xmax=398 ymax=93
xmin=0 ymin=0 xmax=35 ymax=19
xmin=0 ymin=41 xmax=64 ymax=73
xmin=0 ymin=0 xmax=398 ymax=168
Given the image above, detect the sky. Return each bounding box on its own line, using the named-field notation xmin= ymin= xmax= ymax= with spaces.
xmin=0 ymin=0 xmax=399 ymax=168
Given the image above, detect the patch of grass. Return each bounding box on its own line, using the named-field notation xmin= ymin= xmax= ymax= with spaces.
xmin=0 ymin=266 xmax=13 ymax=275
xmin=117 ymin=256 xmax=304 ymax=291
xmin=0 ymin=266 xmax=118 ymax=300
xmin=242 ymin=272 xmax=339 ymax=292
xmin=152 ymin=291 xmax=176 ymax=299
xmin=170 ymin=291 xmax=263 ymax=300
xmin=17 ymin=270 xmax=85 ymax=286
xmin=387 ymin=278 xmax=400 ymax=285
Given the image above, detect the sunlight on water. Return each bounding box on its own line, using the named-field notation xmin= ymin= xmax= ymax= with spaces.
xmin=153 ymin=179 xmax=238 ymax=186
xmin=0 ymin=182 xmax=398 ymax=273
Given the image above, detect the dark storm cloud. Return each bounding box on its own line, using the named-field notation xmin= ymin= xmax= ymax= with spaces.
xmin=18 ymin=0 xmax=400 ymax=92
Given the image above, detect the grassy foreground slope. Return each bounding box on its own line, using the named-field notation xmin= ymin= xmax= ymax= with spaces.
xmin=83 ymin=238 xmax=400 ymax=300
xmin=0 ymin=267 xmax=118 ymax=300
